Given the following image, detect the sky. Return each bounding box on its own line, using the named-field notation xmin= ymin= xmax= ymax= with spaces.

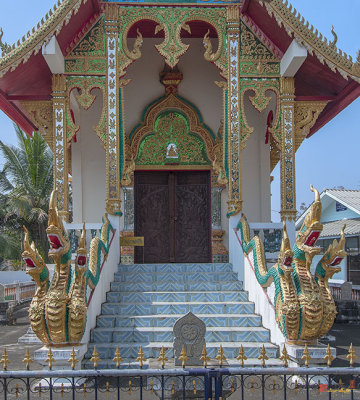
xmin=0 ymin=0 xmax=360 ymax=221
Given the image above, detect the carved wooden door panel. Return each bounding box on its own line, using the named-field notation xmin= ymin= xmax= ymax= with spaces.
xmin=134 ymin=171 xmax=211 ymax=263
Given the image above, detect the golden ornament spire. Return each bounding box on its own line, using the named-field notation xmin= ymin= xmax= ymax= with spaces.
xmin=324 ymin=344 xmax=334 ymax=367
xmin=301 ymin=344 xmax=311 ymax=367
xmin=45 ymin=348 xmax=55 ymax=370
xmin=346 ymin=343 xmax=357 ymax=367
xmin=258 ymin=345 xmax=268 ymax=368
xmin=0 ymin=349 xmax=10 ymax=370
xmin=280 ymin=345 xmax=290 ymax=368
xmin=23 ymin=348 xmax=33 ymax=371
xmin=216 ymin=345 xmax=227 ymax=367
xmin=158 ymin=346 xmax=168 ymax=369
xmin=90 ymin=346 xmax=100 ymax=369
xmin=178 ymin=345 xmax=189 ymax=368
xmin=113 ymin=346 xmax=123 ymax=369
xmin=136 ymin=346 xmax=146 ymax=368
xmin=200 ymin=346 xmax=210 ymax=368
xmin=236 ymin=345 xmax=247 ymax=367
xmin=68 ymin=347 xmax=78 ymax=370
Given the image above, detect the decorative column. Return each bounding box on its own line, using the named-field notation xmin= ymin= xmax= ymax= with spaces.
xmin=226 ymin=6 xmax=242 ymax=217
xmin=105 ymin=4 xmax=122 ymax=215
xmin=280 ymin=77 xmax=296 ymax=221
xmin=52 ymin=74 xmax=69 ymax=220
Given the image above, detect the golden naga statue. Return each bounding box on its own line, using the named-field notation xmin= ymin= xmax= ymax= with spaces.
xmin=238 ymin=185 xmax=347 ymax=344
xmin=22 ymin=191 xmax=112 ymax=346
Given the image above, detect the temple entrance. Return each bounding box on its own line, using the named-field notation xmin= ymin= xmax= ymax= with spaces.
xmin=134 ymin=171 xmax=211 ymax=263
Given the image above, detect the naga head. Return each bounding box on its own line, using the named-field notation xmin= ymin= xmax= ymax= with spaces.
xmin=75 ymin=223 xmax=88 ymax=277
xmin=46 ymin=190 xmax=70 ymax=260
xmin=22 ymin=227 xmax=47 ymax=279
xmin=297 ymin=185 xmax=323 ymax=249
xmin=278 ymin=220 xmax=293 ymax=268
xmin=321 ymin=224 xmax=347 ymax=277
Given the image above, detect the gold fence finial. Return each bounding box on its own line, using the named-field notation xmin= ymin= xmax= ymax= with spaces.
xmin=0 ymin=348 xmax=10 ymax=370
xmin=179 ymin=345 xmax=189 ymax=368
xmin=258 ymin=345 xmax=268 ymax=368
xmin=236 ymin=345 xmax=247 ymax=367
xmin=324 ymin=344 xmax=334 ymax=367
xmin=200 ymin=346 xmax=210 ymax=368
xmin=347 ymin=343 xmax=357 ymax=367
xmin=68 ymin=347 xmax=78 ymax=370
xmin=158 ymin=346 xmax=168 ymax=369
xmin=46 ymin=348 xmax=55 ymax=370
xmin=136 ymin=346 xmax=146 ymax=368
xmin=90 ymin=346 xmax=100 ymax=369
xmin=113 ymin=346 xmax=123 ymax=369
xmin=23 ymin=348 xmax=33 ymax=371
xmin=216 ymin=345 xmax=227 ymax=367
xmin=301 ymin=344 xmax=311 ymax=367
xmin=280 ymin=345 xmax=290 ymax=368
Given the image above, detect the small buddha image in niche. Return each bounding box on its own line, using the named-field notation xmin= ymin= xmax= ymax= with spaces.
xmin=166 ymin=143 xmax=179 ymax=159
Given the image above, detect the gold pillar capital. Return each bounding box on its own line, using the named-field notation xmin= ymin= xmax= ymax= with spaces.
xmin=280 ymin=77 xmax=295 ymax=97
xmin=52 ymin=74 xmax=66 ymax=93
xmin=105 ymin=3 xmax=119 ymax=22
xmin=226 ymin=6 xmax=240 ymax=23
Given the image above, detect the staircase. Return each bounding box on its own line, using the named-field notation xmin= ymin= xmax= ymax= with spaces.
xmin=83 ymin=263 xmax=279 ymax=368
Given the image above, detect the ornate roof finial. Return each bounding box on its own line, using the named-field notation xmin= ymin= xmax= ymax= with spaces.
xmin=329 ymin=25 xmax=338 ymax=48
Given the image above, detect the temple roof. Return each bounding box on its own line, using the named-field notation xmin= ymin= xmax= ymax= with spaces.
xmin=0 ymin=0 xmax=360 ymax=137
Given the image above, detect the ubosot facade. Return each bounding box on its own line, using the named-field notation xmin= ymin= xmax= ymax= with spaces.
xmin=1 ymin=0 xmax=359 ymax=366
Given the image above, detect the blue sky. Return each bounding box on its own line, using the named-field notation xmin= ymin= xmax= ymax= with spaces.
xmin=0 ymin=0 xmax=359 ymax=221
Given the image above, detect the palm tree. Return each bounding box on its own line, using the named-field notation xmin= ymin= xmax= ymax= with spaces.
xmin=0 ymin=125 xmax=53 ymax=262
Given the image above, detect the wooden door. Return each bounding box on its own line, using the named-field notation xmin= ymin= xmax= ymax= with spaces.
xmin=134 ymin=171 xmax=211 ymax=263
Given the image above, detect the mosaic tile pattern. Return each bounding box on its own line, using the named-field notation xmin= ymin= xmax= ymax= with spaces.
xmin=83 ymin=263 xmax=279 ymax=367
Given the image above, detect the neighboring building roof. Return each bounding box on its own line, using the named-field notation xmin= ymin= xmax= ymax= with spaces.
xmin=0 ymin=271 xmax=32 ymax=285
xmin=320 ymin=218 xmax=360 ymax=238
xmin=325 ymin=189 xmax=360 ymax=215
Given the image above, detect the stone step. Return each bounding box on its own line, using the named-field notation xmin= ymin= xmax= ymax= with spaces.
xmin=97 ymin=313 xmax=262 ymax=328
xmin=83 ymin=357 xmax=283 ymax=370
xmin=101 ymin=301 xmax=255 ymax=316
xmin=106 ymin=291 xmax=249 ymax=303
xmin=114 ymin=271 xmax=238 ymax=283
xmin=119 ymin=263 xmax=233 ymax=273
xmin=85 ymin=341 xmax=279 ymax=360
xmin=91 ymin=326 xmax=270 ymax=343
xmin=110 ymin=280 xmax=243 ymax=292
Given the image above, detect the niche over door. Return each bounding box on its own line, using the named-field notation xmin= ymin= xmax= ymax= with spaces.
xmin=134 ymin=171 xmax=211 ymax=263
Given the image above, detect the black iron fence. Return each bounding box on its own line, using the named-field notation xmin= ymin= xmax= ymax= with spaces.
xmin=0 ymin=366 xmax=359 ymax=399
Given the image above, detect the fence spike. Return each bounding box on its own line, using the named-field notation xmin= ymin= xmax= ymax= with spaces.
xmin=346 ymin=343 xmax=357 ymax=367
xmin=236 ymin=344 xmax=247 ymax=367
xmin=158 ymin=346 xmax=168 ymax=369
xmin=258 ymin=344 xmax=268 ymax=367
xmin=150 ymin=380 xmax=154 ymax=393
xmin=179 ymin=345 xmax=189 ymax=368
xmin=216 ymin=344 xmax=227 ymax=367
xmin=113 ymin=346 xmax=123 ymax=368
xmin=324 ymin=344 xmax=334 ymax=367
xmin=230 ymin=378 xmax=235 ymax=393
xmin=90 ymin=346 xmax=100 ymax=369
xmin=106 ymin=381 xmax=110 ymax=394
xmin=193 ymin=379 xmax=197 ymax=395
xmin=68 ymin=347 xmax=78 ymax=370
xmin=171 ymin=380 xmax=175 ymax=394
xmin=136 ymin=346 xmax=146 ymax=368
xmin=60 ymin=383 xmax=64 ymax=398
xmin=23 ymin=348 xmax=33 ymax=370
xmin=45 ymin=348 xmax=55 ymax=370
xmin=200 ymin=345 xmax=210 ymax=367
xmin=280 ymin=344 xmax=290 ymax=367
xmin=128 ymin=380 xmax=132 ymax=395
xmin=301 ymin=344 xmax=311 ymax=367
xmin=0 ymin=348 xmax=10 ymax=370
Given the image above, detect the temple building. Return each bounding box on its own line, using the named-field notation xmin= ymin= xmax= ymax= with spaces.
xmin=1 ymin=0 xmax=360 ymax=365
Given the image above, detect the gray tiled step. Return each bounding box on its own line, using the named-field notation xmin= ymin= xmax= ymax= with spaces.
xmin=85 ymin=341 xmax=278 ymax=360
xmin=83 ymin=357 xmax=283 ymax=370
xmin=97 ymin=313 xmax=262 ymax=328
xmin=91 ymin=326 xmax=270 ymax=343
xmin=101 ymin=301 xmax=255 ymax=316
xmin=114 ymin=271 xmax=238 ymax=283
xmin=106 ymin=291 xmax=249 ymax=303
xmin=119 ymin=263 xmax=233 ymax=273
xmin=110 ymin=280 xmax=243 ymax=292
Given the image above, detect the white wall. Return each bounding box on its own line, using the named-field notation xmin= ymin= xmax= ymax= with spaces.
xmin=71 ymin=89 xmax=106 ymax=223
